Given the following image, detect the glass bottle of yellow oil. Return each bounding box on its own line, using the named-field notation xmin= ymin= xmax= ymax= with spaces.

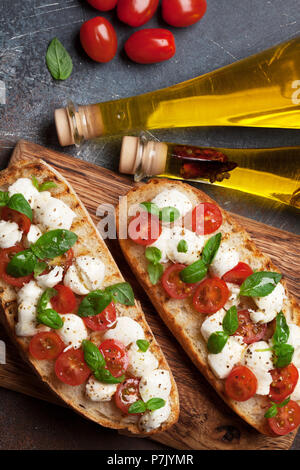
xmin=119 ymin=135 xmax=300 ymax=208
xmin=55 ymin=37 xmax=300 ymax=146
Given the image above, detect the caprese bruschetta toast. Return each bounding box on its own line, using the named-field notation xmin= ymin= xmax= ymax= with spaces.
xmin=0 ymin=160 xmax=179 ymax=435
xmin=117 ymin=178 xmax=300 ymax=436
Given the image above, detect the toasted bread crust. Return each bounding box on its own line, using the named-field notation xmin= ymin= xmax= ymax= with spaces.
xmin=0 ymin=162 xmax=179 ymax=435
xmin=116 ymin=178 xmax=300 ymax=436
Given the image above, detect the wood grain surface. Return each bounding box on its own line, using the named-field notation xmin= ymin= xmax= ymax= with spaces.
xmin=0 ymin=140 xmax=299 ymax=450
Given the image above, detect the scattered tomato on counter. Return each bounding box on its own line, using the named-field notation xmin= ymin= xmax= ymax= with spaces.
xmin=117 ymin=0 xmax=159 ymax=27
xmin=125 ymin=29 xmax=176 ymax=64
xmin=80 ymin=17 xmax=118 ymax=63
xmin=86 ymin=0 xmax=118 ymax=10
xmin=162 ymin=0 xmax=207 ymax=27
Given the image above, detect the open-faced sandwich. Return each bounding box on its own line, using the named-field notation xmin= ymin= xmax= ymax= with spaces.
xmin=117 ymin=178 xmax=300 ymax=436
xmin=0 ymin=161 xmax=179 ymax=435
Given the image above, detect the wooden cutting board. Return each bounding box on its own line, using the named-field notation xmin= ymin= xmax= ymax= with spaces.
xmin=0 ymin=139 xmax=299 ymax=450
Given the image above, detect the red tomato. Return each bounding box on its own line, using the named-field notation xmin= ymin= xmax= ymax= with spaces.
xmin=225 ymin=365 xmax=258 ymax=402
xmin=1 ymin=206 xmax=31 ymax=235
xmin=162 ymin=0 xmax=207 ymax=27
xmin=0 ymin=244 xmax=33 ymax=287
xmin=192 ymin=277 xmax=229 ymax=314
xmin=222 ymin=262 xmax=253 ymax=286
xmin=234 ymin=310 xmax=267 ymax=344
xmin=189 ymin=202 xmax=222 ymax=235
xmin=128 ymin=211 xmax=161 ymax=245
xmin=115 ymin=377 xmax=141 ymax=414
xmin=83 ymin=302 xmax=117 ymax=331
xmin=86 ymin=0 xmax=118 ymax=10
xmin=117 ymin=0 xmax=159 ymax=27
xmin=124 ymin=29 xmax=176 ymax=64
xmin=161 ymin=263 xmax=199 ymax=299
xmin=55 ymin=348 xmax=91 ymax=386
xmin=99 ymin=339 xmax=129 ymax=377
xmin=268 ymin=400 xmax=300 ymax=435
xmin=63 ymin=248 xmax=74 ymax=273
xmin=269 ymin=364 xmax=299 ymax=403
xmin=80 ymin=17 xmax=117 ymax=63
xmin=51 ymin=284 xmax=77 ymax=314
xmin=29 ymin=332 xmax=65 ymax=361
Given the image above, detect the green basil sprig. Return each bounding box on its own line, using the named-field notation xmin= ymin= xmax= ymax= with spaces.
xmin=201 ymin=233 xmax=222 ymax=266
xmin=239 ymin=271 xmax=282 ymax=297
xmin=222 ymin=306 xmax=239 ymax=336
xmin=145 ymin=246 xmax=164 ymax=285
xmin=0 ymin=191 xmax=9 ymax=207
xmin=82 ymin=340 xmax=125 ymax=384
xmin=36 ymin=287 xmax=63 ymax=329
xmin=94 ymin=368 xmax=125 ymax=384
xmin=140 ymin=202 xmax=160 ymax=217
xmin=273 ymin=311 xmax=289 ymax=344
xmin=264 ymin=397 xmax=290 ymax=418
xmin=32 ymin=175 xmax=57 ymax=192
xmin=31 ymin=229 xmax=77 ymax=259
xmin=46 ymin=38 xmax=73 ymax=80
xmin=7 ymin=193 xmax=32 ymax=221
xmin=33 ymin=261 xmax=48 ymax=278
xmin=136 ymin=339 xmax=150 ymax=352
xmin=128 ymin=398 xmax=166 ymax=414
xmin=272 ymin=311 xmax=294 ymax=368
xmin=6 ymin=249 xmax=37 ymax=277
xmin=207 ymin=306 xmax=239 ymax=354
xmin=177 ymin=240 xmax=188 ymax=253
xmin=140 ymin=201 xmax=180 ymax=223
xmin=78 ymin=282 xmax=134 ymax=318
xmin=106 ymin=282 xmax=135 ymax=306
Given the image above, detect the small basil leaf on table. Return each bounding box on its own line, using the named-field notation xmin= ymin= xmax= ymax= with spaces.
xmin=145 ymin=247 xmax=162 ymax=264
xmin=147 ymin=262 xmax=163 ymax=285
xmin=222 ymin=306 xmax=239 ymax=336
xmin=77 ymin=290 xmax=113 ymax=317
xmin=273 ymin=311 xmax=290 ymax=345
xmin=136 ymin=339 xmax=150 ymax=352
xmin=201 ymin=233 xmax=222 ymax=266
xmin=207 ymin=331 xmax=229 ymax=354
xmin=239 ymin=271 xmax=282 ymax=297
xmin=128 ymin=400 xmax=147 ymax=414
xmin=37 ymin=309 xmax=63 ymax=329
xmin=31 ymin=229 xmax=77 ymax=259
xmin=0 ymin=191 xmax=9 ymax=207
xmin=273 ymin=343 xmax=294 ymax=368
xmin=34 ymin=261 xmax=48 ymax=278
xmin=180 ymin=258 xmax=207 ymax=284
xmin=159 ymin=206 xmax=180 ymax=223
xmin=106 ymin=282 xmax=135 ymax=306
xmin=6 ymin=250 xmax=37 ymax=277
xmin=38 ymin=287 xmax=58 ymax=312
xmin=146 ymin=398 xmax=165 ymax=411
xmin=94 ymin=368 xmax=125 ymax=384
xmin=7 ymin=193 xmax=32 ymax=221
xmin=46 ymin=38 xmax=73 ymax=80
xmin=82 ymin=340 xmax=106 ymax=371
xmin=140 ymin=202 xmax=160 ymax=217
xmin=177 ymin=239 xmax=188 ymax=253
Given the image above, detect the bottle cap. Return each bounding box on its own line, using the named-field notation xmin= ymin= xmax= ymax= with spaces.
xmin=119 ymin=136 xmax=140 ymax=174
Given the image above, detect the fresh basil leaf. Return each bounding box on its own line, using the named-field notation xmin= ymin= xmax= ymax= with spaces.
xmin=278 ymin=397 xmax=290 ymax=408
xmin=7 ymin=193 xmax=32 ymax=221
xmin=207 ymin=331 xmax=228 ymax=354
xmin=128 ymin=400 xmax=147 ymax=414
xmin=136 ymin=339 xmax=150 ymax=352
xmin=264 ymin=404 xmax=278 ymax=419
xmin=273 ymin=343 xmax=294 ymax=368
xmin=31 ymin=176 xmax=40 ymax=190
xmin=147 ymin=262 xmax=163 ymax=285
xmin=201 ymin=233 xmax=222 ymax=266
xmin=140 ymin=202 xmax=159 ymax=217
xmin=180 ymin=259 xmax=207 ymax=284
xmin=31 ymin=229 xmax=77 ymax=259
xmin=177 ymin=239 xmax=188 ymax=253
xmin=145 ymin=246 xmax=162 ymax=264
xmin=106 ymin=282 xmax=135 ymax=306
xmin=0 ymin=191 xmax=9 ymax=207
xmin=223 ymin=306 xmax=239 ymax=336
xmin=6 ymin=249 xmax=37 ymax=277
xmin=77 ymin=290 xmax=113 ymax=318
xmin=146 ymin=398 xmax=166 ymax=411
xmin=37 ymin=287 xmax=57 ymax=313
xmin=39 ymin=181 xmax=57 ymax=191
xmin=46 ymin=37 xmax=73 ymax=80
xmin=82 ymin=340 xmax=105 ymax=371
xmin=273 ymin=311 xmax=289 ymax=345
xmin=159 ymin=206 xmax=180 ymax=223
xmin=239 ymin=271 xmax=282 ymax=297
xmin=94 ymin=368 xmax=125 ymax=384
xmin=33 ymin=261 xmax=48 ymax=278
xmin=37 ymin=309 xmax=63 ymax=329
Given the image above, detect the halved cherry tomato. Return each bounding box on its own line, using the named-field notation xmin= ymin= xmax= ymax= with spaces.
xmin=192 ymin=277 xmax=229 ymax=314
xmin=86 ymin=0 xmax=117 ymax=11
xmin=225 ymin=365 xmax=258 ymax=402
xmin=162 ymin=0 xmax=207 ymax=27
xmin=99 ymin=339 xmax=129 ymax=377
xmin=234 ymin=310 xmax=267 ymax=344
xmin=51 ymin=284 xmax=77 ymax=314
xmin=128 ymin=211 xmax=161 ymax=246
xmin=268 ymin=400 xmax=300 ymax=435
xmin=29 ymin=332 xmax=65 ymax=361
xmin=80 ymin=17 xmax=117 ymax=63
xmin=55 ymin=348 xmax=91 ymax=386
xmin=115 ymin=377 xmax=141 ymax=414
xmin=124 ymin=29 xmax=176 ymax=64
xmin=83 ymin=302 xmax=117 ymax=331
xmin=1 ymin=206 xmax=31 ymax=235
xmin=189 ymin=202 xmax=222 ymax=236
xmin=269 ymin=364 xmax=299 ymax=403
xmin=161 ymin=263 xmax=199 ymax=299
xmin=222 ymin=262 xmax=253 ymax=286
xmin=0 ymin=244 xmax=33 ymax=287
xmin=117 ymin=0 xmax=159 ymax=27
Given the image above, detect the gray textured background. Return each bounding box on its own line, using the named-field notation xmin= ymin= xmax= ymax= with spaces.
xmin=0 ymin=0 xmax=299 ymax=450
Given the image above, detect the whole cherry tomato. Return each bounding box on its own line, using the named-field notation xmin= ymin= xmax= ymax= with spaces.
xmin=162 ymin=0 xmax=207 ymax=27
xmin=80 ymin=17 xmax=117 ymax=63
xmin=117 ymin=0 xmax=159 ymax=27
xmin=86 ymin=0 xmax=118 ymax=10
xmin=124 ymin=29 xmax=176 ymax=64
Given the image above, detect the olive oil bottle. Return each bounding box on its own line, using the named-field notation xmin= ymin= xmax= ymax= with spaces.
xmin=55 ymin=37 xmax=300 ymax=146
